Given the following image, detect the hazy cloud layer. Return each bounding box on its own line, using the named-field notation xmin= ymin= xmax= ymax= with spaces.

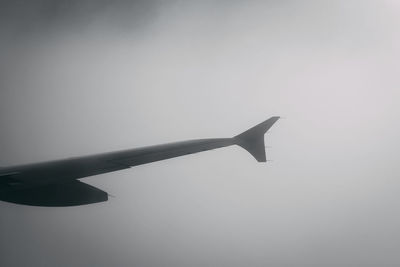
xmin=1 ymin=1 xmax=400 ymax=266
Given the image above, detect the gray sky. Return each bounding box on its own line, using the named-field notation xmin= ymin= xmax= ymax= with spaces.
xmin=1 ymin=1 xmax=400 ymax=266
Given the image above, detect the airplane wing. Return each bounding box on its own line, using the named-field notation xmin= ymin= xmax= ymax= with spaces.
xmin=0 ymin=116 xmax=279 ymax=207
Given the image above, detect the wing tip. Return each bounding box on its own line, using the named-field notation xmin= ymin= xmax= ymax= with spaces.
xmin=234 ymin=116 xmax=279 ymax=162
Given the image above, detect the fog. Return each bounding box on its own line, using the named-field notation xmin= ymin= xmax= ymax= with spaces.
xmin=1 ymin=1 xmax=400 ymax=266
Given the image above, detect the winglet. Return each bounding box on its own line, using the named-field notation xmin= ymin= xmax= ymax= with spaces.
xmin=234 ymin=116 xmax=280 ymax=162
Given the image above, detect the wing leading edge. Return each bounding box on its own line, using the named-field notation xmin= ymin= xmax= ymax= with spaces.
xmin=0 ymin=116 xmax=279 ymax=206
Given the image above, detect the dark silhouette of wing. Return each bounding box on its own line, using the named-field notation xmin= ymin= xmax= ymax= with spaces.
xmin=0 ymin=116 xmax=279 ymax=206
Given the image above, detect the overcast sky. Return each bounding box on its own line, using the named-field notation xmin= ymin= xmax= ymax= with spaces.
xmin=1 ymin=1 xmax=400 ymax=266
